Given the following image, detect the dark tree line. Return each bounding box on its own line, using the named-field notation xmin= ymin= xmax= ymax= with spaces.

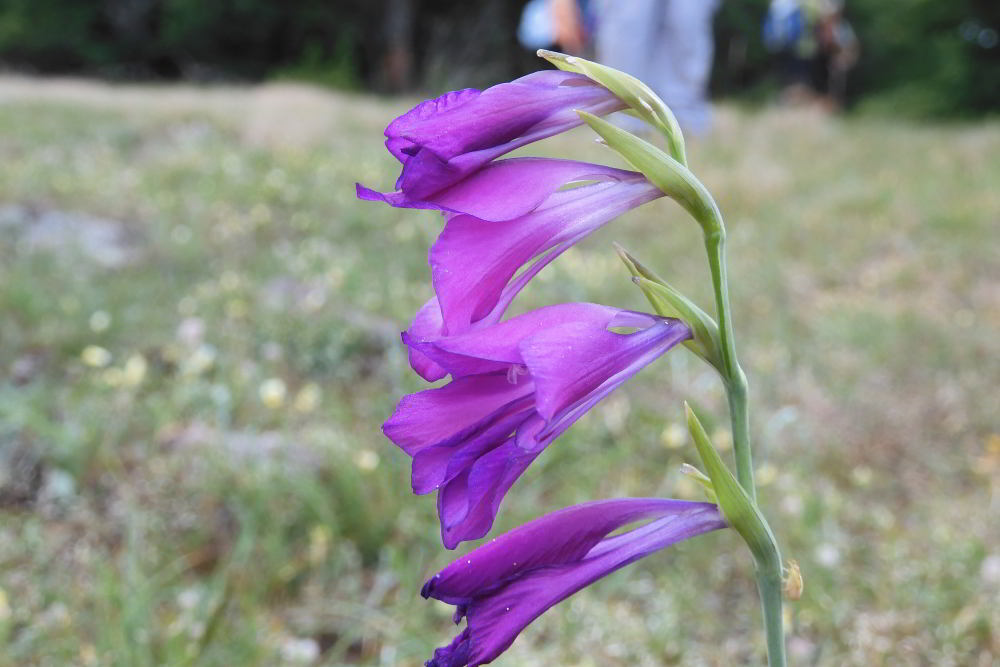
xmin=0 ymin=0 xmax=996 ymax=116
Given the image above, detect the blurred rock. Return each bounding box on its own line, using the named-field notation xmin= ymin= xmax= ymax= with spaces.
xmin=0 ymin=434 xmax=43 ymax=509
xmin=0 ymin=204 xmax=141 ymax=268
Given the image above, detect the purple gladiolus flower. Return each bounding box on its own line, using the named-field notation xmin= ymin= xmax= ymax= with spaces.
xmin=421 ymin=498 xmax=726 ymax=667
xmin=382 ymin=303 xmax=692 ymax=548
xmin=363 ymin=157 xmax=664 ymax=382
xmin=403 ymin=166 xmax=664 ymax=381
xmin=360 ymin=70 xmax=624 ymax=202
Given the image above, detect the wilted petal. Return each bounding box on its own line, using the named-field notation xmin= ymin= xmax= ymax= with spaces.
xmin=423 ymin=498 xmax=726 ymax=666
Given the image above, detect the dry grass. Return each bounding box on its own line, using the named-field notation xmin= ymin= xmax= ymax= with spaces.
xmin=0 ymin=76 xmax=997 ymax=666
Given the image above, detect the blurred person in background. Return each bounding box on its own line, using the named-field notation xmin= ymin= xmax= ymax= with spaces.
xmin=518 ymin=0 xmax=596 ymax=55
xmin=815 ymin=0 xmax=859 ymax=110
xmin=764 ymin=0 xmax=859 ymax=110
xmin=594 ymin=0 xmax=721 ymax=135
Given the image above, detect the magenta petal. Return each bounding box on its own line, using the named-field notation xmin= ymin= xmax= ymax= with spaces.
xmin=409 ymin=303 xmax=622 ymax=378
xmin=405 ymin=298 xmax=448 ymax=381
xmin=430 ymin=176 xmax=663 ymax=333
xmin=522 ymin=317 xmax=693 ymax=422
xmin=424 ymin=158 xmax=635 ymax=222
xmin=360 ymin=158 xmax=640 ymax=223
xmin=383 ymin=374 xmax=534 ymax=457
xmin=437 ymin=440 xmax=542 ymax=550
xmin=423 ymin=499 xmax=726 ymax=666
xmin=385 ymin=70 xmax=625 ymax=198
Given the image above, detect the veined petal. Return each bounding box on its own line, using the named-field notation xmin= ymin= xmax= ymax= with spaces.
xmin=409 ymin=303 xmax=623 ymax=378
xmin=411 ymin=397 xmax=535 ymax=495
xmin=385 ymin=70 xmax=625 ymax=197
xmin=383 ymin=374 xmax=534 ymax=457
xmin=423 ymin=499 xmax=726 ymax=666
xmin=431 ymin=176 xmax=662 ymax=334
xmin=385 ymin=88 xmax=481 ymax=164
xmin=521 ymin=316 xmax=692 ymax=422
xmin=359 ymin=158 xmax=638 ymax=223
xmin=437 ymin=440 xmax=542 ymax=550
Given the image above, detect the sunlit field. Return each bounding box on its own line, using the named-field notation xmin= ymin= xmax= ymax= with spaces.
xmin=0 ymin=76 xmax=997 ymax=666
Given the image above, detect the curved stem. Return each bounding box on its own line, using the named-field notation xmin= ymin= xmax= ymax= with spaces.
xmin=704 ymin=230 xmax=756 ymax=501
xmin=702 ymin=215 xmax=783 ymax=665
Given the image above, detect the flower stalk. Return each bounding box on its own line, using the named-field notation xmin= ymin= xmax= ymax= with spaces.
xmin=361 ymin=49 xmax=792 ymax=667
xmin=579 ymin=60 xmax=786 ymax=665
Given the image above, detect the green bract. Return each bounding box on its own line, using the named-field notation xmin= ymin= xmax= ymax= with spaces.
xmin=538 ymin=49 xmax=687 ymax=166
xmin=615 ymin=244 xmax=723 ymax=372
xmin=576 ymin=112 xmax=721 ymax=237
xmin=685 ymin=403 xmax=781 ymax=575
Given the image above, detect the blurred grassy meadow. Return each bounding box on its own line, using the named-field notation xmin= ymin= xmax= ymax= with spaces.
xmin=0 ymin=76 xmax=997 ymax=666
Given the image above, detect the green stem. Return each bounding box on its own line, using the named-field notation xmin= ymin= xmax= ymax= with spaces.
xmin=755 ymin=566 xmax=788 ymax=667
xmin=701 ymin=216 xmax=783 ymax=666
xmin=725 ymin=368 xmax=755 ymax=503
xmin=703 ymin=230 xmax=756 ymax=501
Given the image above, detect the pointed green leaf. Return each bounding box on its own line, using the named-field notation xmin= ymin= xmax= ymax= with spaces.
xmin=680 ymin=463 xmax=718 ymax=503
xmin=615 ymin=244 xmax=724 ymax=371
xmin=685 ymin=403 xmax=781 ymax=572
xmin=538 ymin=49 xmax=687 ymax=166
xmin=637 ymin=277 xmax=724 ymax=371
xmin=577 ymin=111 xmax=721 ymax=237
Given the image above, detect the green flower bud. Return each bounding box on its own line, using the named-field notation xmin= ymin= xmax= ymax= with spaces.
xmin=615 ymin=244 xmax=724 ymax=372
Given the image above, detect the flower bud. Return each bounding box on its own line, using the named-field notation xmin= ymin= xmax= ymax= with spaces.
xmin=615 ymin=244 xmax=724 ymax=372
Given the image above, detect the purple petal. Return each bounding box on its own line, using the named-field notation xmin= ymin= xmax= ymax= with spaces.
xmin=383 ymin=374 xmax=534 ymax=457
xmin=360 ymin=158 xmax=639 ymax=223
xmin=405 ymin=298 xmax=448 ymax=381
xmin=386 ymin=70 xmax=625 ymax=198
xmin=424 ymin=627 xmax=471 ymax=667
xmin=385 ymin=87 xmax=481 ymax=164
xmin=436 ymin=439 xmax=542 ymax=549
xmin=430 ymin=176 xmax=662 ymax=334
xmin=521 ymin=317 xmax=693 ymax=423
xmin=411 ymin=397 xmax=535 ymax=495
xmin=407 ymin=303 xmax=623 ymax=378
xmin=423 ymin=499 xmax=726 ymax=666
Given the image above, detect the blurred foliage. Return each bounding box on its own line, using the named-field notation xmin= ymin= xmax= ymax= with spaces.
xmin=715 ymin=0 xmax=1000 ymax=116
xmin=0 ymin=78 xmax=997 ymax=664
xmin=1 ymin=0 xmax=997 ymax=115
xmin=0 ymin=0 xmax=525 ymax=90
